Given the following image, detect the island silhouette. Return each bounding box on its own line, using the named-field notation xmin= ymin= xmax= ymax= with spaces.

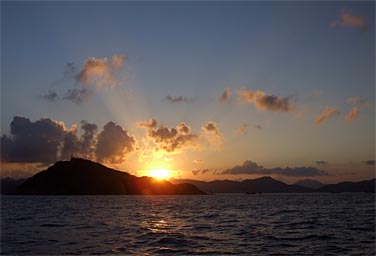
xmin=15 ymin=158 xmax=206 ymax=195
xmin=1 ymin=158 xmax=374 ymax=195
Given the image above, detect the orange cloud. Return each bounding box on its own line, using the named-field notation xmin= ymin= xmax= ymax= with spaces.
xmin=331 ymin=9 xmax=367 ymax=30
xmin=140 ymin=120 xmax=199 ymax=153
xmin=315 ymin=106 xmax=340 ymax=125
xmin=76 ymin=55 xmax=126 ymax=88
xmin=238 ymin=90 xmax=294 ymax=112
xmin=345 ymin=97 xmax=360 ymax=122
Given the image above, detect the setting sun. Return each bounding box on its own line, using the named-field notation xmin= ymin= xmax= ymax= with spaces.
xmin=148 ymin=169 xmax=171 ymax=180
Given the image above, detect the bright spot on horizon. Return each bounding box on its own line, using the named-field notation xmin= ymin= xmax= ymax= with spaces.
xmin=148 ymin=169 xmax=171 ymax=180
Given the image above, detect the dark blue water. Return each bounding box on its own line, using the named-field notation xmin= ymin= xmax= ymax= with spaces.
xmin=1 ymin=193 xmax=375 ymax=255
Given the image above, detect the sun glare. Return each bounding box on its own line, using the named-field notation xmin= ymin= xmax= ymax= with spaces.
xmin=148 ymin=169 xmax=170 ymax=180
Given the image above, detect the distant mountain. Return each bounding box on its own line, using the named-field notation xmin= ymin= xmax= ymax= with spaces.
xmin=1 ymin=178 xmax=27 ymax=195
xmin=171 ymin=176 xmax=313 ymax=194
xmin=172 ymin=177 xmax=376 ymax=194
xmin=16 ymin=158 xmax=205 ymax=195
xmin=318 ymin=179 xmax=375 ymax=193
xmin=294 ymin=179 xmax=323 ymax=189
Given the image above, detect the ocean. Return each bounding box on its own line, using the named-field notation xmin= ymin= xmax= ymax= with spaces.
xmin=1 ymin=193 xmax=375 ymax=255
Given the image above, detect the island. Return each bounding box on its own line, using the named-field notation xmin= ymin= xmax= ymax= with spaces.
xmin=16 ymin=158 xmax=206 ymax=195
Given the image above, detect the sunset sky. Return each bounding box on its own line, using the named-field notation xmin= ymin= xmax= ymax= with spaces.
xmin=1 ymin=1 xmax=374 ymax=183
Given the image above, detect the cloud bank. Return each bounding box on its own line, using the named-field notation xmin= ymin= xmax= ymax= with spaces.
xmin=222 ymin=160 xmax=326 ymax=177
xmin=1 ymin=116 xmax=136 ymax=165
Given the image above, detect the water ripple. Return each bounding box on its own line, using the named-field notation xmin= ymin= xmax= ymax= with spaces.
xmin=1 ymin=193 xmax=375 ymax=255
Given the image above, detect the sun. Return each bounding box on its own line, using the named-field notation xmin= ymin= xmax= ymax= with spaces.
xmin=148 ymin=169 xmax=170 ymax=180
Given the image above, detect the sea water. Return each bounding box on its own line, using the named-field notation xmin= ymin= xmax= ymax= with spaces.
xmin=1 ymin=193 xmax=375 ymax=255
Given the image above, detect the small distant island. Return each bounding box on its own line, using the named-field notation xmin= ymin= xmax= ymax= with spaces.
xmin=14 ymin=158 xmax=206 ymax=195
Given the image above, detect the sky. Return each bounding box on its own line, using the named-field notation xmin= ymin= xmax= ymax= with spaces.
xmin=1 ymin=1 xmax=375 ymax=183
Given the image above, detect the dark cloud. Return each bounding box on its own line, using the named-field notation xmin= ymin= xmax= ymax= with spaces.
xmin=192 ymin=170 xmax=200 ymax=176
xmin=192 ymin=169 xmax=210 ymax=176
xmin=222 ymin=160 xmax=326 ymax=177
xmin=61 ymin=128 xmax=82 ymax=160
xmin=96 ymin=121 xmax=136 ymax=163
xmin=238 ymin=90 xmax=294 ymax=112
xmin=315 ymin=161 xmax=328 ymax=165
xmin=63 ymin=88 xmax=93 ymax=104
xmin=165 ymin=95 xmax=191 ymax=103
xmin=365 ymin=160 xmax=375 ymax=166
xmin=80 ymin=121 xmax=97 ymax=156
xmin=237 ymin=123 xmax=262 ymax=136
xmin=39 ymin=90 xmax=59 ymax=102
xmin=1 ymin=116 xmax=66 ymax=163
xmin=219 ymin=88 xmax=231 ymax=102
xmin=1 ymin=116 xmax=135 ymax=165
xmin=202 ymin=121 xmax=221 ymax=136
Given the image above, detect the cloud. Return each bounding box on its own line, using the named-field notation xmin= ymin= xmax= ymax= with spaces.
xmin=345 ymin=97 xmax=373 ymax=122
xmin=141 ymin=120 xmax=199 ymax=153
xmin=192 ymin=168 xmax=210 ymax=176
xmin=315 ymin=106 xmax=340 ymax=125
xmin=139 ymin=120 xmax=224 ymax=154
xmin=192 ymin=169 xmax=200 ymax=176
xmin=80 ymin=121 xmax=97 ymax=157
xmin=365 ymin=160 xmax=375 ymax=166
xmin=60 ymin=126 xmax=82 ymax=160
xmin=219 ymin=88 xmax=231 ymax=102
xmin=222 ymin=160 xmax=327 ymax=177
xmin=63 ymin=88 xmax=93 ymax=104
xmin=331 ymin=9 xmax=368 ymax=30
xmin=237 ymin=123 xmax=262 ymax=135
xmin=201 ymin=121 xmax=223 ymax=149
xmin=165 ymin=95 xmax=191 ymax=103
xmin=138 ymin=119 xmax=158 ymax=129
xmin=345 ymin=105 xmax=359 ymax=122
xmin=238 ymin=90 xmax=294 ymax=112
xmin=193 ymin=159 xmax=203 ymax=164
xmin=1 ymin=116 xmax=136 ymax=165
xmin=76 ymin=55 xmax=126 ymax=88
xmin=315 ymin=161 xmax=328 ymax=165
xmin=96 ymin=121 xmax=136 ymax=164
xmin=39 ymin=90 xmax=59 ymax=102
xmin=202 ymin=121 xmax=222 ymax=136
xmin=1 ymin=116 xmax=67 ymax=163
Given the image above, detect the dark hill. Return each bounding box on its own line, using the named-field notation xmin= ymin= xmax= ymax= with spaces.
xmin=17 ymin=158 xmax=205 ymax=195
xmin=294 ymin=179 xmax=323 ymax=189
xmin=318 ymin=179 xmax=375 ymax=193
xmin=171 ymin=176 xmax=313 ymax=194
